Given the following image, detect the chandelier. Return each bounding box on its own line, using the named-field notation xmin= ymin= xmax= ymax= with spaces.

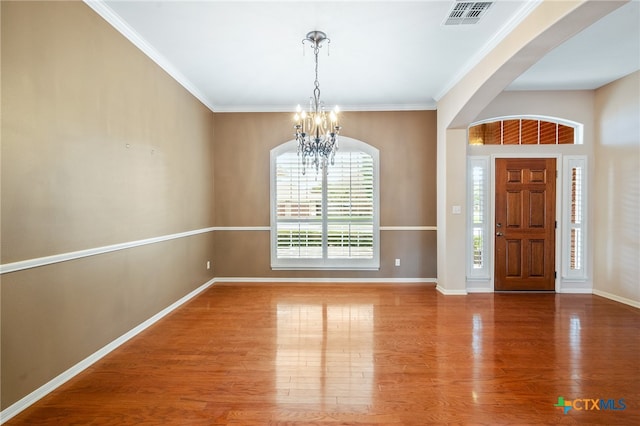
xmin=294 ymin=30 xmax=341 ymax=174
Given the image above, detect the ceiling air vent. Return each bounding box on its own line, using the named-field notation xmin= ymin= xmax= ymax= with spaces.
xmin=444 ymin=1 xmax=493 ymax=25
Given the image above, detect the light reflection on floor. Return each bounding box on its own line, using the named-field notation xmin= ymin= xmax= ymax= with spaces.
xmin=276 ymin=303 xmax=374 ymax=406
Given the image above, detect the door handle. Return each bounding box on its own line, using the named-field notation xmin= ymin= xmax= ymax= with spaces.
xmin=496 ymin=232 xmax=503 ymax=236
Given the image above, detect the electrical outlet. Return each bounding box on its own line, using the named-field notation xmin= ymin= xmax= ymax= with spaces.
xmin=395 ymin=258 xmax=401 ymax=267
xmin=206 ymin=261 xmax=211 ymax=270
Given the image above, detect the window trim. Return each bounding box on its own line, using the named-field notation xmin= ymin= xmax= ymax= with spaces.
xmin=270 ymin=136 xmax=380 ymax=270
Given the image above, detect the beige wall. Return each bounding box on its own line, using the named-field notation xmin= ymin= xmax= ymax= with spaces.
xmin=1 ymin=1 xmax=215 ymax=409
xmin=593 ymin=71 xmax=640 ymax=304
xmin=435 ymin=0 xmax=620 ymax=294
xmin=213 ymin=111 xmax=437 ymax=278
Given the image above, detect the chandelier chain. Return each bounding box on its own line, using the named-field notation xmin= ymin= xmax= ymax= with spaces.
xmin=313 ymin=44 xmax=321 ymax=111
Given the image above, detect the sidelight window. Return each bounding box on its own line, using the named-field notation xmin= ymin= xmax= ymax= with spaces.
xmin=562 ymin=156 xmax=587 ymax=279
xmin=467 ymin=156 xmax=490 ymax=279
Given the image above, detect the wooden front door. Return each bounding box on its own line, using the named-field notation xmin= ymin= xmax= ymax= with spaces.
xmin=495 ymin=158 xmax=556 ymax=291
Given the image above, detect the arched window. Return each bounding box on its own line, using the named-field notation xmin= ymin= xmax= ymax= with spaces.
xmin=468 ymin=116 xmax=582 ymax=145
xmin=270 ymin=137 xmax=379 ymax=270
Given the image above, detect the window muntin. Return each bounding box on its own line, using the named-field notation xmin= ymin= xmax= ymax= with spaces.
xmin=271 ymin=138 xmax=379 ymax=270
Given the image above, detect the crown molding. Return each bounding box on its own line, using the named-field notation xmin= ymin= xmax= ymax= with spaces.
xmin=83 ymin=0 xmax=217 ymax=113
xmin=84 ymin=1 xmax=441 ymax=114
xmin=83 ymin=1 xmax=439 ymax=114
xmin=213 ymin=103 xmax=437 ymax=113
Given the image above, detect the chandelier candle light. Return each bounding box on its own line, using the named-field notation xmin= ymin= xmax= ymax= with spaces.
xmin=294 ymin=30 xmax=341 ymax=174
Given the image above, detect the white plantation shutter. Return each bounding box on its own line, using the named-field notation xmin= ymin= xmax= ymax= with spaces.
xmin=275 ymin=152 xmax=323 ymax=259
xmin=562 ymin=156 xmax=587 ymax=280
xmin=271 ymin=138 xmax=379 ymax=269
xmin=467 ymin=157 xmax=489 ymax=279
xmin=327 ymin=152 xmax=374 ymax=259
xmin=471 ymin=165 xmax=485 ymax=268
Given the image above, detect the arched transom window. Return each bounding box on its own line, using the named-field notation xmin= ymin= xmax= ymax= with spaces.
xmin=468 ymin=116 xmax=582 ymax=145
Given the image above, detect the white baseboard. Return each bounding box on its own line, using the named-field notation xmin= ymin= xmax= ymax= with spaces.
xmin=558 ymin=279 xmax=592 ymax=293
xmin=0 ymin=278 xmax=216 ymax=424
xmin=592 ymin=289 xmax=640 ymax=309
xmin=466 ymin=287 xmax=493 ymax=293
xmin=558 ymin=288 xmax=593 ymax=294
xmin=213 ymin=277 xmax=437 ymax=284
xmin=436 ymin=285 xmax=468 ymax=295
xmin=466 ymin=279 xmax=492 ymax=293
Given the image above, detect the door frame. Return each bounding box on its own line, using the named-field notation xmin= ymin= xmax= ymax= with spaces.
xmin=488 ymin=153 xmax=562 ymax=292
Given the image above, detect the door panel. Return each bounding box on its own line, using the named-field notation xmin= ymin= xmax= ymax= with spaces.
xmin=530 ymin=240 xmax=545 ymax=276
xmin=495 ymin=158 xmax=556 ymax=291
xmin=506 ymin=192 xmax=521 ymax=227
xmin=529 ymin=191 xmax=546 ymax=227
xmin=506 ymin=240 xmax=521 ymax=276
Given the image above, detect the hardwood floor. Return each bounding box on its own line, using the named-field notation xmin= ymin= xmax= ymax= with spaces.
xmin=6 ymin=283 xmax=639 ymax=425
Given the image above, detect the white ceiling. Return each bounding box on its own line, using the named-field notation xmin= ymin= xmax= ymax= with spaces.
xmin=89 ymin=0 xmax=640 ymax=113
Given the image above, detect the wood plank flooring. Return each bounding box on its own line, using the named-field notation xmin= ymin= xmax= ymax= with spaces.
xmin=6 ymin=283 xmax=640 ymax=425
